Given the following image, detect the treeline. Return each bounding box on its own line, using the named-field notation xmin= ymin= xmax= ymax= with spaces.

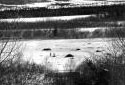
xmin=0 ymin=4 xmax=125 ymax=19
xmin=0 ymin=27 xmax=125 ymax=39
xmin=0 ymin=0 xmax=48 ymax=5
xmin=0 ymin=20 xmax=123 ymax=30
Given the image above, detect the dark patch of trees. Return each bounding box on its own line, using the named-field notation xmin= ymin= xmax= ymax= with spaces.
xmin=0 ymin=4 xmax=125 ymax=19
xmin=0 ymin=0 xmax=48 ymax=5
xmin=55 ymin=0 xmax=70 ymax=1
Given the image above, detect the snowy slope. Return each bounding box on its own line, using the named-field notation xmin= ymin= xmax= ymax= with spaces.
xmin=0 ymin=0 xmax=125 ymax=11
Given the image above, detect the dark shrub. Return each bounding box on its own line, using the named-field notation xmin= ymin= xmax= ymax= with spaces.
xmin=43 ymin=48 xmax=51 ymax=51
xmin=0 ymin=31 xmax=4 ymax=39
xmin=65 ymin=54 xmax=74 ymax=58
xmin=33 ymin=30 xmax=42 ymax=39
xmin=92 ymin=29 xmax=103 ymax=38
xmin=13 ymin=31 xmax=22 ymax=39
xmin=3 ymin=31 xmax=13 ymax=39
xmin=22 ymin=30 xmax=33 ymax=39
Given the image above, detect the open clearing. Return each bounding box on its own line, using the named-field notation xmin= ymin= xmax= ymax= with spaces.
xmin=1 ymin=38 xmax=120 ymax=72
xmin=16 ymin=38 xmax=116 ymax=72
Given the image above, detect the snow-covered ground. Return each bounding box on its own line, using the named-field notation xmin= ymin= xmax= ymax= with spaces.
xmin=0 ymin=15 xmax=95 ymax=22
xmin=18 ymin=38 xmax=111 ymax=72
xmin=0 ymin=0 xmax=125 ymax=11
xmin=1 ymin=0 xmax=125 ymax=7
xmin=1 ymin=38 xmax=122 ymax=72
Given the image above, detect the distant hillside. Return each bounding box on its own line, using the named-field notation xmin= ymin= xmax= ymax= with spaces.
xmin=0 ymin=0 xmax=48 ymax=5
xmin=0 ymin=3 xmax=125 ymax=19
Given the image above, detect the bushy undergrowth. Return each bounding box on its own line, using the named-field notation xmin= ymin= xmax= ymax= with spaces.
xmin=0 ymin=48 xmax=125 ymax=85
xmin=74 ymin=54 xmax=125 ymax=85
xmin=74 ymin=36 xmax=125 ymax=85
xmin=0 ymin=61 xmax=48 ymax=85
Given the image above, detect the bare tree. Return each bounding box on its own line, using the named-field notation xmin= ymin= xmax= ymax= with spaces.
xmin=106 ymin=28 xmax=125 ymax=64
xmin=0 ymin=21 xmax=23 ymax=66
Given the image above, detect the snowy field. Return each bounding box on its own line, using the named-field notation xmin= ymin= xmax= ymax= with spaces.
xmin=1 ymin=38 xmax=122 ymax=72
xmin=15 ymin=38 xmax=114 ymax=72
xmin=0 ymin=32 xmax=124 ymax=72
xmin=0 ymin=15 xmax=95 ymax=22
